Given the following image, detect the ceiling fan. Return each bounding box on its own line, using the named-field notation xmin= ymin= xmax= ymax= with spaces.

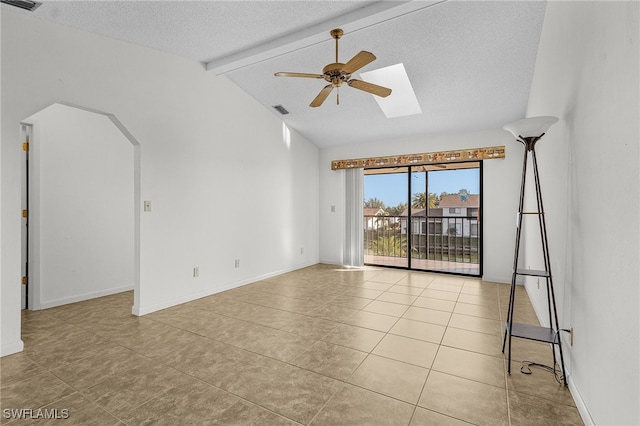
xmin=274 ymin=28 xmax=392 ymax=107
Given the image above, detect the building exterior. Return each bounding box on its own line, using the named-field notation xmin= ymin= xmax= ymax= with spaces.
xmin=363 ymin=207 xmax=386 ymax=230
xmin=438 ymin=193 xmax=480 ymax=237
xmin=398 ymin=193 xmax=479 ymax=237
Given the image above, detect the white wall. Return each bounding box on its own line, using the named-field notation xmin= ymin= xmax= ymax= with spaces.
xmin=1 ymin=11 xmax=319 ymax=356
xmin=524 ymin=2 xmax=639 ymax=425
xmin=24 ymin=104 xmax=134 ymax=309
xmin=319 ymin=129 xmax=522 ymax=284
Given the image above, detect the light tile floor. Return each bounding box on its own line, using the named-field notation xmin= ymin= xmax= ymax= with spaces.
xmin=1 ymin=264 xmax=583 ymax=425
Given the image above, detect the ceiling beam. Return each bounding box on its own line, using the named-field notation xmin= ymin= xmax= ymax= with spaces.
xmin=205 ymin=0 xmax=445 ymax=75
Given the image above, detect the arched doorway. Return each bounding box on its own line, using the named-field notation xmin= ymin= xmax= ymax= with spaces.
xmin=21 ymin=103 xmax=140 ymax=311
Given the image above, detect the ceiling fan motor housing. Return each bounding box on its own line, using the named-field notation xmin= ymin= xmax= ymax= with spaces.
xmin=322 ymin=63 xmax=349 ymax=86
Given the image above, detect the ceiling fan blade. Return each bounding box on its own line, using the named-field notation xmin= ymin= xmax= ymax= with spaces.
xmin=310 ymin=84 xmax=334 ymax=107
xmin=274 ymin=72 xmax=324 ymax=79
xmin=342 ymin=51 xmax=376 ymax=74
xmin=347 ymin=79 xmax=392 ymax=97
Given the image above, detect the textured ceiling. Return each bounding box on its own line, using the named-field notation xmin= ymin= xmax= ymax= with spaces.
xmin=23 ymin=1 xmax=374 ymax=63
xmin=8 ymin=0 xmax=547 ymax=148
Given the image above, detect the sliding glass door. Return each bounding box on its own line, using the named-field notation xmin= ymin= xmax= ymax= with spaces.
xmin=364 ymin=162 xmax=482 ymax=276
xmin=363 ymin=167 xmax=409 ymax=268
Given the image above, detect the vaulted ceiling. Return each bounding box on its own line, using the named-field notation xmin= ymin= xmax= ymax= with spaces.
xmin=6 ymin=0 xmax=547 ymax=148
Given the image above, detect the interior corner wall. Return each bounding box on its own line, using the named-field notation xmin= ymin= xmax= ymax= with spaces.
xmin=319 ymin=129 xmax=522 ymax=284
xmin=524 ymin=2 xmax=639 ymax=425
xmin=25 ymin=104 xmax=134 ymax=309
xmin=1 ymin=11 xmax=319 ymax=356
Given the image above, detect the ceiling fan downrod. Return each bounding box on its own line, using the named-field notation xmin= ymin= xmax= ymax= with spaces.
xmin=331 ymin=28 xmax=343 ymax=63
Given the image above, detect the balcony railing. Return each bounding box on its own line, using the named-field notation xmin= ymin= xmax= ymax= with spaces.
xmin=364 ymin=215 xmax=480 ymax=264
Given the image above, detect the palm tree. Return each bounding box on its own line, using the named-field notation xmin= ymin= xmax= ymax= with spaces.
xmin=364 ymin=197 xmax=385 ymax=209
xmin=373 ymin=234 xmax=407 ymax=257
xmin=428 ymin=193 xmax=439 ymax=209
xmin=412 ymin=192 xmax=427 ymax=208
xmin=412 ymin=192 xmax=439 ymax=209
xmin=386 ymin=203 xmax=407 ymax=216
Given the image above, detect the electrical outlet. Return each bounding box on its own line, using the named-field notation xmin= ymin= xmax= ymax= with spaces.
xmin=235 ymin=259 xmax=240 ymax=268
xmin=537 ymin=279 xmax=540 ymax=289
xmin=570 ymin=327 xmax=574 ymax=346
xmin=300 ymin=247 xmax=304 ymax=254
xmin=193 ymin=267 xmax=199 ymax=277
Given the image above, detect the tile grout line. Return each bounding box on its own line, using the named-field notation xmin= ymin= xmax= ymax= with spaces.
xmin=497 ymin=283 xmax=514 ymax=426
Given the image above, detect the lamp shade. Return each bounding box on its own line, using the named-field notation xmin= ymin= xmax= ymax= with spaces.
xmin=503 ymin=116 xmax=558 ymax=139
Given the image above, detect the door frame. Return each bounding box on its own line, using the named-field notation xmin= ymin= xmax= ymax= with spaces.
xmin=364 ymin=161 xmax=483 ymax=277
xmin=21 ymin=102 xmax=141 ymax=312
xmin=20 ymin=124 xmax=31 ymax=309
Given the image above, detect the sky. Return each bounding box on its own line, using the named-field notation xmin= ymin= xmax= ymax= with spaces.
xmin=364 ymin=168 xmax=480 ymax=207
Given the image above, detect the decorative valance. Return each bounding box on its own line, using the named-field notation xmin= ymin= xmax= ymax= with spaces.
xmin=331 ymin=146 xmax=505 ymax=170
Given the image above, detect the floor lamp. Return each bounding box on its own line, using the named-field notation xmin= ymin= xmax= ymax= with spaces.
xmin=501 ymin=116 xmax=567 ymax=386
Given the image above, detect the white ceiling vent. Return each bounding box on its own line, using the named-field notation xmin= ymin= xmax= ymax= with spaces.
xmin=272 ymin=105 xmax=290 ymax=115
xmin=1 ymin=0 xmax=42 ymax=12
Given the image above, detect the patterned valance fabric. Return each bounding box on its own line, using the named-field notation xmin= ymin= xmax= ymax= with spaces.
xmin=331 ymin=146 xmax=505 ymax=170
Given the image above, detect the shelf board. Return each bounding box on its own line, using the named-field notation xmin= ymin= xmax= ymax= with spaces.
xmin=515 ymin=268 xmax=550 ymax=277
xmin=507 ymin=322 xmax=558 ymax=344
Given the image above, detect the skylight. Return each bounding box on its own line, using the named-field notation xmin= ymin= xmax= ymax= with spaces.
xmin=359 ymin=63 xmax=422 ymax=119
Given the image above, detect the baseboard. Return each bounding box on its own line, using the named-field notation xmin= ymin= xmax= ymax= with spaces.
xmin=318 ymin=259 xmax=344 ymax=267
xmin=523 ymin=283 xmax=595 ymax=426
xmin=1 ymin=339 xmax=24 ymax=357
xmin=37 ymin=284 xmax=134 ymax=310
xmin=568 ymin=375 xmax=594 ymax=426
xmin=479 ymin=274 xmax=510 ymax=284
xmin=132 ymin=260 xmax=319 ymax=316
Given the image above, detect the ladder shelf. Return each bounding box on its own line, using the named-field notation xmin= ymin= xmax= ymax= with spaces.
xmin=507 ymin=322 xmax=557 ymax=344
xmin=515 ymin=269 xmax=550 ymax=277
